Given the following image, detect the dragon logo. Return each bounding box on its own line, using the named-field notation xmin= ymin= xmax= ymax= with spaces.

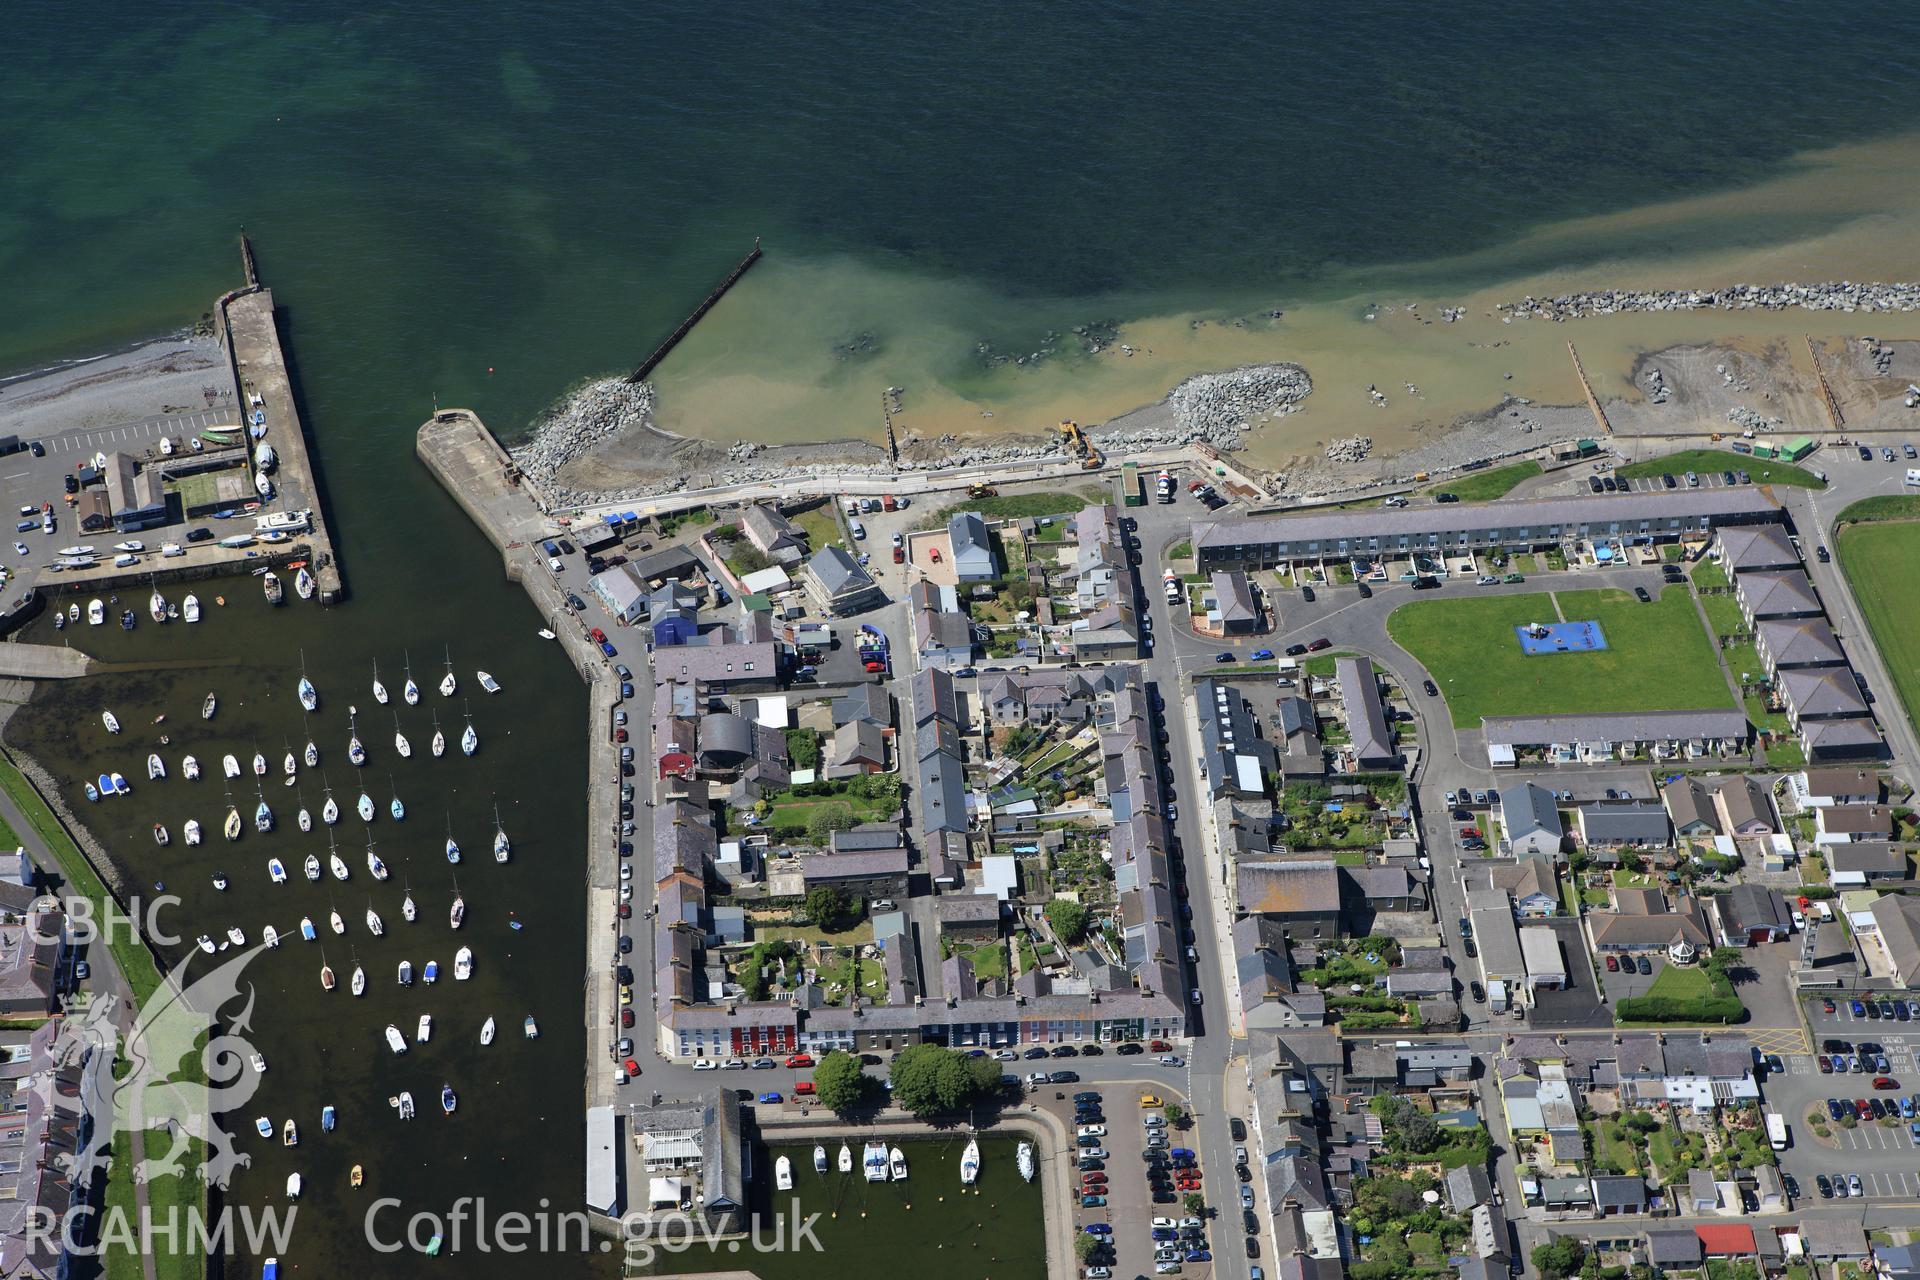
xmin=68 ymin=941 xmax=272 ymax=1190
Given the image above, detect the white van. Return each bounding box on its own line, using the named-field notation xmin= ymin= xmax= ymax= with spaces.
xmin=849 ymin=519 xmax=866 ymax=540
xmin=1905 ymin=467 xmax=1920 ymax=487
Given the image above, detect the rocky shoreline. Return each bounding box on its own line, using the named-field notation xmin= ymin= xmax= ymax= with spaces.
xmin=508 ymin=363 xmax=1313 ymax=508
xmin=1498 ymin=280 xmax=1920 ymax=322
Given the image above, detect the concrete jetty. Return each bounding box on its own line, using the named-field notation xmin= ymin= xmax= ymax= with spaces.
xmin=221 ymin=286 xmax=344 ymax=601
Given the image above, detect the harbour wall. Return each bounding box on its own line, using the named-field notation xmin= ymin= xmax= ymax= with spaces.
xmin=413 ymin=408 xmax=622 ymax=1117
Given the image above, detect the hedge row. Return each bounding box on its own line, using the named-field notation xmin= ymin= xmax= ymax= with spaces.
xmin=1614 ymin=994 xmax=1744 ymax=1024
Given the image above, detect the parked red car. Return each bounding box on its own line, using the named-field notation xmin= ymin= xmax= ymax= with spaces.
xmin=786 ymin=1054 xmax=815 ymax=1069
xmin=1148 ymin=1039 xmax=1172 ymax=1052
xmin=1605 ymin=955 xmax=1619 ymax=972
xmin=590 ymin=627 xmax=608 ymax=644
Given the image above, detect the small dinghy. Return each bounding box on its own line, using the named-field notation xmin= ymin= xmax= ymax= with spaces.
xmin=184 ymin=819 xmax=201 ymax=846
xmin=152 ymin=823 xmax=169 ymax=847
xmin=478 ymin=671 xmax=501 ymax=694
xmin=197 ymin=934 xmax=216 ymax=955
xmin=148 ymin=753 xmax=165 ymax=780
xmin=202 ymin=693 xmax=217 ymax=721
xmin=299 ymin=917 xmax=316 ymax=942
xmin=227 ymin=926 xmax=246 ymax=947
xmin=184 ymin=594 xmax=200 ymax=623
xmin=110 ymin=772 xmax=129 ymax=795
xmin=84 ymin=782 xmax=99 ymax=803
xmin=423 ymin=960 xmax=439 ymax=985
xmin=264 ymin=924 xmax=280 ymax=948
xmin=320 ymin=964 xmax=335 ymax=993
xmin=102 ymin=711 xmax=120 ymax=735
xmin=211 ymin=871 xmax=226 ymax=890
xmin=385 ymin=1024 xmax=407 ymax=1054
xmin=454 ymin=946 xmax=473 ymax=981
xmin=183 ymin=755 xmax=200 ymax=780
xmin=398 ymin=960 xmax=414 ymax=986
xmin=523 ymin=1015 xmax=539 ymax=1039
xmin=267 ymin=857 xmax=286 ymax=884
xmin=441 ymin=1084 xmax=456 ymax=1116
xmin=322 ymin=1105 xmax=336 ymax=1132
xmin=397 ymin=1092 xmax=415 ymax=1121
xmin=416 ymin=1014 xmax=431 ymax=1043
xmin=223 ymin=754 xmax=241 ymax=780
xmin=285 ymin=1173 xmax=301 ymax=1200
xmin=256 ymin=1117 xmax=273 ymax=1139
xmin=303 ymin=855 xmax=320 ymax=882
xmin=263 ymin=572 xmax=282 ymax=606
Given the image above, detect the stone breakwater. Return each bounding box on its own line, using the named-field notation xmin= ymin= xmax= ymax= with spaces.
xmin=1499 ymin=280 xmax=1920 ymax=321
xmin=1164 ymin=363 xmax=1314 ymax=442
xmin=510 ymin=377 xmax=656 ymax=487
xmin=509 ymin=362 xmax=1311 ymax=506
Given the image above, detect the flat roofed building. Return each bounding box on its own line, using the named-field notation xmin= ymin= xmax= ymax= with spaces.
xmin=1519 ymin=926 xmax=1566 ymax=989
xmin=1193 ymin=490 xmax=1781 ymax=571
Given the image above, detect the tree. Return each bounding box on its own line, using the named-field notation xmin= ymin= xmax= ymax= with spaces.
xmin=806 ymin=801 xmax=858 ymax=842
xmin=1398 ymin=1107 xmax=1441 ymax=1154
xmin=1045 ymin=899 xmax=1090 ymax=945
xmin=785 ymin=728 xmax=820 ymax=771
xmin=812 ymin=1050 xmax=870 ymax=1113
xmin=1074 ymin=1233 xmax=1100 ymax=1263
xmin=1183 ymin=1192 xmax=1207 ymax=1214
xmin=1532 ymin=1238 xmax=1588 ymax=1280
xmin=804 ymin=886 xmax=849 ymax=932
xmin=888 ymin=1044 xmax=989 ymax=1119
xmin=1164 ymin=1102 xmax=1187 ymax=1127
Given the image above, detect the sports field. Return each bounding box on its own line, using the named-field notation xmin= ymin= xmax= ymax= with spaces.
xmin=1837 ymin=517 xmax=1920 ymax=740
xmin=1387 ymin=585 xmax=1734 ymax=727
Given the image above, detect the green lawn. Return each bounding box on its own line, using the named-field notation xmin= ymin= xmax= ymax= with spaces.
xmin=1387 ymin=586 xmax=1732 ymax=727
xmin=1426 ymin=461 xmax=1542 ymax=503
xmin=1838 ymin=517 xmax=1920 ymax=742
xmin=1646 ymin=965 xmax=1714 ymax=1001
xmin=1616 ymin=449 xmax=1826 ymax=489
xmin=1699 ymin=592 xmax=1748 ymax=640
xmin=1691 ymin=558 xmax=1730 ymax=590
xmin=792 ymin=504 xmax=843 ymax=549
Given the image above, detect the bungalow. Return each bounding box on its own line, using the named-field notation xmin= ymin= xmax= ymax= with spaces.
xmin=1827 ymin=842 xmax=1907 ymax=888
xmin=1591 ymin=1175 xmax=1649 ymax=1216
xmin=1467 ymin=856 xmax=1559 ymax=917
xmin=1713 ymin=883 xmax=1788 ymax=946
xmin=1588 ymin=897 xmax=1712 ymax=955
xmin=1498 ymin=782 xmax=1564 ymax=858
xmin=1684 ymin=1169 xmax=1722 ymax=1215
xmin=1816 ymin=803 xmax=1894 ymax=845
xmin=1734 ymin=567 xmax=1821 ymax=624
xmin=1694 ymin=1225 xmax=1757 ymax=1259
xmin=1800 ymin=1218 xmax=1870 ymax=1263
xmin=1795 ymin=768 xmax=1881 ymax=808
xmin=1538 ymin=1175 xmax=1593 ymax=1213
xmin=1711 ymin=775 xmax=1777 ymax=836
xmin=1663 ymin=779 xmax=1719 ymax=837
xmin=1645 ymin=1229 xmax=1704 ymax=1275
xmin=1576 ymin=801 xmax=1671 ymax=849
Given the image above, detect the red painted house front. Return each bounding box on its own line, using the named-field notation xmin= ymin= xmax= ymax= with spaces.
xmin=732 ymin=1022 xmax=797 ymax=1056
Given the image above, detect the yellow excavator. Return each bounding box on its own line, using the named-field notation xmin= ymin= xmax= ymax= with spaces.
xmin=1058 ymin=419 xmax=1102 ymax=469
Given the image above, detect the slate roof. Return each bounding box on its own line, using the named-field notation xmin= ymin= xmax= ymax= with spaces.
xmin=1577 ymin=800 xmax=1671 ymax=846
xmin=1781 ymin=667 xmax=1869 ymax=719
xmin=1757 ymin=615 xmax=1845 ymax=668
xmin=1484 ymin=708 xmax=1749 ymax=747
xmin=1237 ymin=860 xmax=1341 ymax=915
xmin=1736 ymin=567 xmax=1819 ymax=618
xmin=1716 ymin=522 xmax=1799 ymax=570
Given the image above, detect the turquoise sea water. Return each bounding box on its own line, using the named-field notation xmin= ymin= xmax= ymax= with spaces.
xmin=3 ymin=3 xmax=1920 ymax=1275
